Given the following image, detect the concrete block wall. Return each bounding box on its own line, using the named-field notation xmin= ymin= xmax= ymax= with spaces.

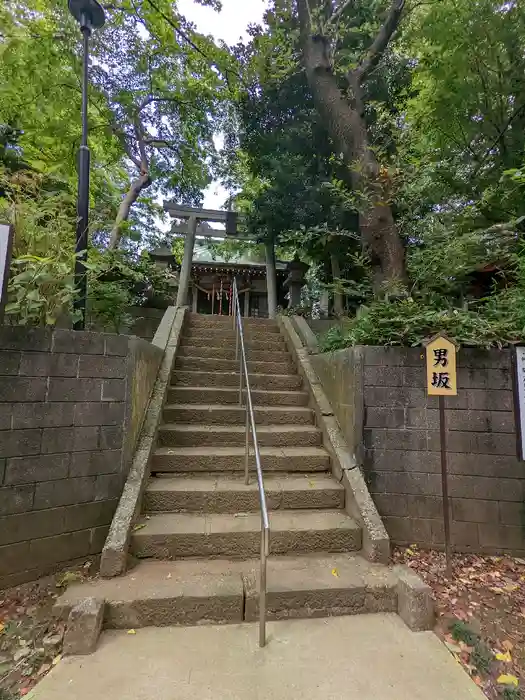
xmin=312 ymin=345 xmax=525 ymax=555
xmin=0 ymin=326 xmax=162 ymax=588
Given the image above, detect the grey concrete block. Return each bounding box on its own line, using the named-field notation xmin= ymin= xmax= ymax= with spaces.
xmin=0 ymin=377 xmax=47 ymax=402
xmin=0 ymin=458 xmax=4 ymax=483
xmin=90 ymin=525 xmax=110 ymax=554
xmin=78 ymin=355 xmax=126 ymax=379
xmin=0 ymin=508 xmax=66 ymax=546
xmin=47 ymin=377 xmax=102 ymax=402
xmin=5 ymin=453 xmax=70 ymax=485
xmin=99 ymin=426 xmax=123 ymax=450
xmin=104 ymin=335 xmax=129 ymax=356
xmin=365 ymin=449 xmax=441 ymax=474
xmin=0 ymin=409 xmax=11 ymax=430
xmin=12 ymin=402 xmax=73 ymax=429
xmin=94 ymin=474 xmax=123 ymax=501
xmin=364 ymin=386 xmax=439 ymax=409
xmin=101 ymin=378 xmax=126 ymax=402
xmin=466 ymin=389 xmax=513 ymax=411
xmin=74 ymin=401 xmax=125 ymax=427
xmin=406 ymin=495 xmax=443 ymax=519
xmin=450 ymin=475 xmax=524 ymax=502
xmin=63 ymin=500 xmax=117 ymax=532
xmin=451 ymin=521 xmax=479 ymax=547
xmin=383 ymin=516 xmax=434 ymax=544
xmin=34 ymin=477 xmax=96 ymax=510
xmin=29 ymin=529 xmax=92 ymax=567
xmin=0 ymin=541 xmax=31 ymax=576
xmin=499 ymin=501 xmax=525 ymax=526
xmin=363 ymin=346 xmax=423 ymax=367
xmin=452 ymin=498 xmax=499 ymax=524
xmin=70 ymin=450 xmax=122 ymax=477
xmin=41 ymin=426 xmax=100 ymax=454
xmin=18 ymin=352 xmax=51 ymax=376
xmin=447 ymin=452 xmax=523 ymax=479
xmin=0 ymin=429 xmax=42 ymax=458
xmin=370 ymin=472 xmax=442 ymax=497
xmin=478 ymin=523 xmax=525 ymax=550
xmin=0 ymin=327 xmax=52 ymax=352
xmin=457 ymin=367 xmax=511 ymax=391
xmin=364 ymin=428 xmax=440 ymax=452
xmin=0 ymin=351 xmax=20 ymax=375
xmin=446 ymin=431 xmax=517 ymax=456
xmin=372 ymin=493 xmax=409 ymax=518
xmin=446 ymin=410 xmax=515 ymax=433
xmin=52 ymin=329 xmax=105 ymax=355
xmin=0 ymin=485 xmax=34 ymax=516
xmin=394 ymin=565 xmax=434 ymax=631
xmin=459 ymin=349 xmax=510 ymax=370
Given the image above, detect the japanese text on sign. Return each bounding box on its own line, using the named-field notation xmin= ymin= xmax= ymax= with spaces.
xmin=425 ymin=335 xmax=457 ymax=396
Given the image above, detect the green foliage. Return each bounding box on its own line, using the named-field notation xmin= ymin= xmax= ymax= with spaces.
xmin=471 ymin=641 xmax=494 ymax=674
xmin=0 ymin=168 xmax=79 ymax=325
xmin=450 ymin=621 xmax=480 ymax=647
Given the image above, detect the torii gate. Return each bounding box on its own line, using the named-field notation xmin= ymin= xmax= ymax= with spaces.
xmin=163 ymin=202 xmax=278 ymax=319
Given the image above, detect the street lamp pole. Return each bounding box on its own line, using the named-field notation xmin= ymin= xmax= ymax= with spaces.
xmin=68 ymin=0 xmax=105 ymax=330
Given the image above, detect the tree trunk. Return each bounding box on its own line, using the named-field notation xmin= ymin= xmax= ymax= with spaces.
xmin=330 ymin=252 xmax=344 ymax=316
xmin=296 ymin=3 xmax=406 ymax=292
xmin=108 ymin=171 xmax=152 ymax=249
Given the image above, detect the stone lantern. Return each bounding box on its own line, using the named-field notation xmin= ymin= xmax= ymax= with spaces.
xmin=284 ymin=256 xmax=309 ymax=308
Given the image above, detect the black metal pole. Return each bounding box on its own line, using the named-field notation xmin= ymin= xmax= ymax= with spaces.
xmin=439 ymin=395 xmax=453 ymax=577
xmin=73 ymin=19 xmax=91 ymax=331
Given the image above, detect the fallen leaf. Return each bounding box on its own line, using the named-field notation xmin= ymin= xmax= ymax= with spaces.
xmin=52 ymin=654 xmax=61 ymax=666
xmin=133 ymin=524 xmax=146 ymax=532
xmin=503 ymin=583 xmax=519 ymax=593
xmin=502 ymin=640 xmax=514 ymax=651
xmin=20 ymin=688 xmax=30 ymax=696
xmin=495 ymin=651 xmax=512 ymax=663
xmin=331 ymin=568 xmax=339 ymax=578
xmin=0 ymin=623 xmax=4 ymax=634
xmin=497 ymin=674 xmax=519 ymax=687
xmin=490 ymin=587 xmax=504 ymax=594
xmin=127 ymin=629 xmax=136 ymax=635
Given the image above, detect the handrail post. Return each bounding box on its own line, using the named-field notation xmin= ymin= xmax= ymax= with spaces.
xmin=245 ymin=407 xmax=250 ymax=485
xmin=231 ymin=276 xmax=269 ymax=649
xmin=259 ymin=525 xmax=267 ymax=648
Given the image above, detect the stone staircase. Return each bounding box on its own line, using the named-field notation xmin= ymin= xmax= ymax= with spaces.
xmin=57 ymin=312 xmax=430 ymax=632
xmin=132 ymin=313 xmax=362 ymax=563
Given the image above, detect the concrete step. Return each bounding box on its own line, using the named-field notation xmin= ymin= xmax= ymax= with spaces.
xmin=152 ymin=446 xmax=330 ymax=473
xmin=180 ymin=335 xmax=285 ymax=352
xmin=131 ymin=510 xmax=362 ymax=559
xmin=186 ymin=313 xmax=281 ymax=333
xmin=55 ymin=555 xmax=397 ymax=629
xmin=183 ymin=328 xmax=285 ymax=344
xmin=167 ymin=386 xmax=309 ymax=406
xmin=244 ymin=554 xmax=397 ymax=621
xmin=178 ymin=345 xmax=291 ymax=362
xmin=162 ymin=404 xmax=315 ymax=426
xmin=175 ymin=356 xmax=295 ymax=375
xmin=158 ymin=424 xmax=322 ymax=448
xmin=172 ymin=370 xmax=302 ymax=391
xmin=144 ymin=474 xmax=345 ymax=513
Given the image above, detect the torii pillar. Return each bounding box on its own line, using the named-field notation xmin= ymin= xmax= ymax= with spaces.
xmin=265 ymin=239 xmax=277 ymax=319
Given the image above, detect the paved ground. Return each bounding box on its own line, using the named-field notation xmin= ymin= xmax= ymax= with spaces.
xmin=27 ymin=614 xmax=485 ymax=700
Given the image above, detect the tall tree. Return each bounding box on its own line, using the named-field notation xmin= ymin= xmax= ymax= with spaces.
xmin=293 ymin=0 xmax=407 ymax=291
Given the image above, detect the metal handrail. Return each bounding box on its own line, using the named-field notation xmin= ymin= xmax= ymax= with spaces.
xmin=232 ymin=277 xmax=270 ymax=648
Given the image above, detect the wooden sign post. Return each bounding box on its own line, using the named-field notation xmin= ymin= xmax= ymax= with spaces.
xmin=424 ymin=333 xmax=458 ymax=578
xmin=0 ymin=223 xmax=14 ymax=324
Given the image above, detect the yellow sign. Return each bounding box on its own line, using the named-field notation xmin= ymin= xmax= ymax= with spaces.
xmin=425 ymin=333 xmax=458 ymax=396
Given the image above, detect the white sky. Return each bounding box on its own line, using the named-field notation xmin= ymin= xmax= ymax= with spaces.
xmin=177 ymin=0 xmax=267 ymax=210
